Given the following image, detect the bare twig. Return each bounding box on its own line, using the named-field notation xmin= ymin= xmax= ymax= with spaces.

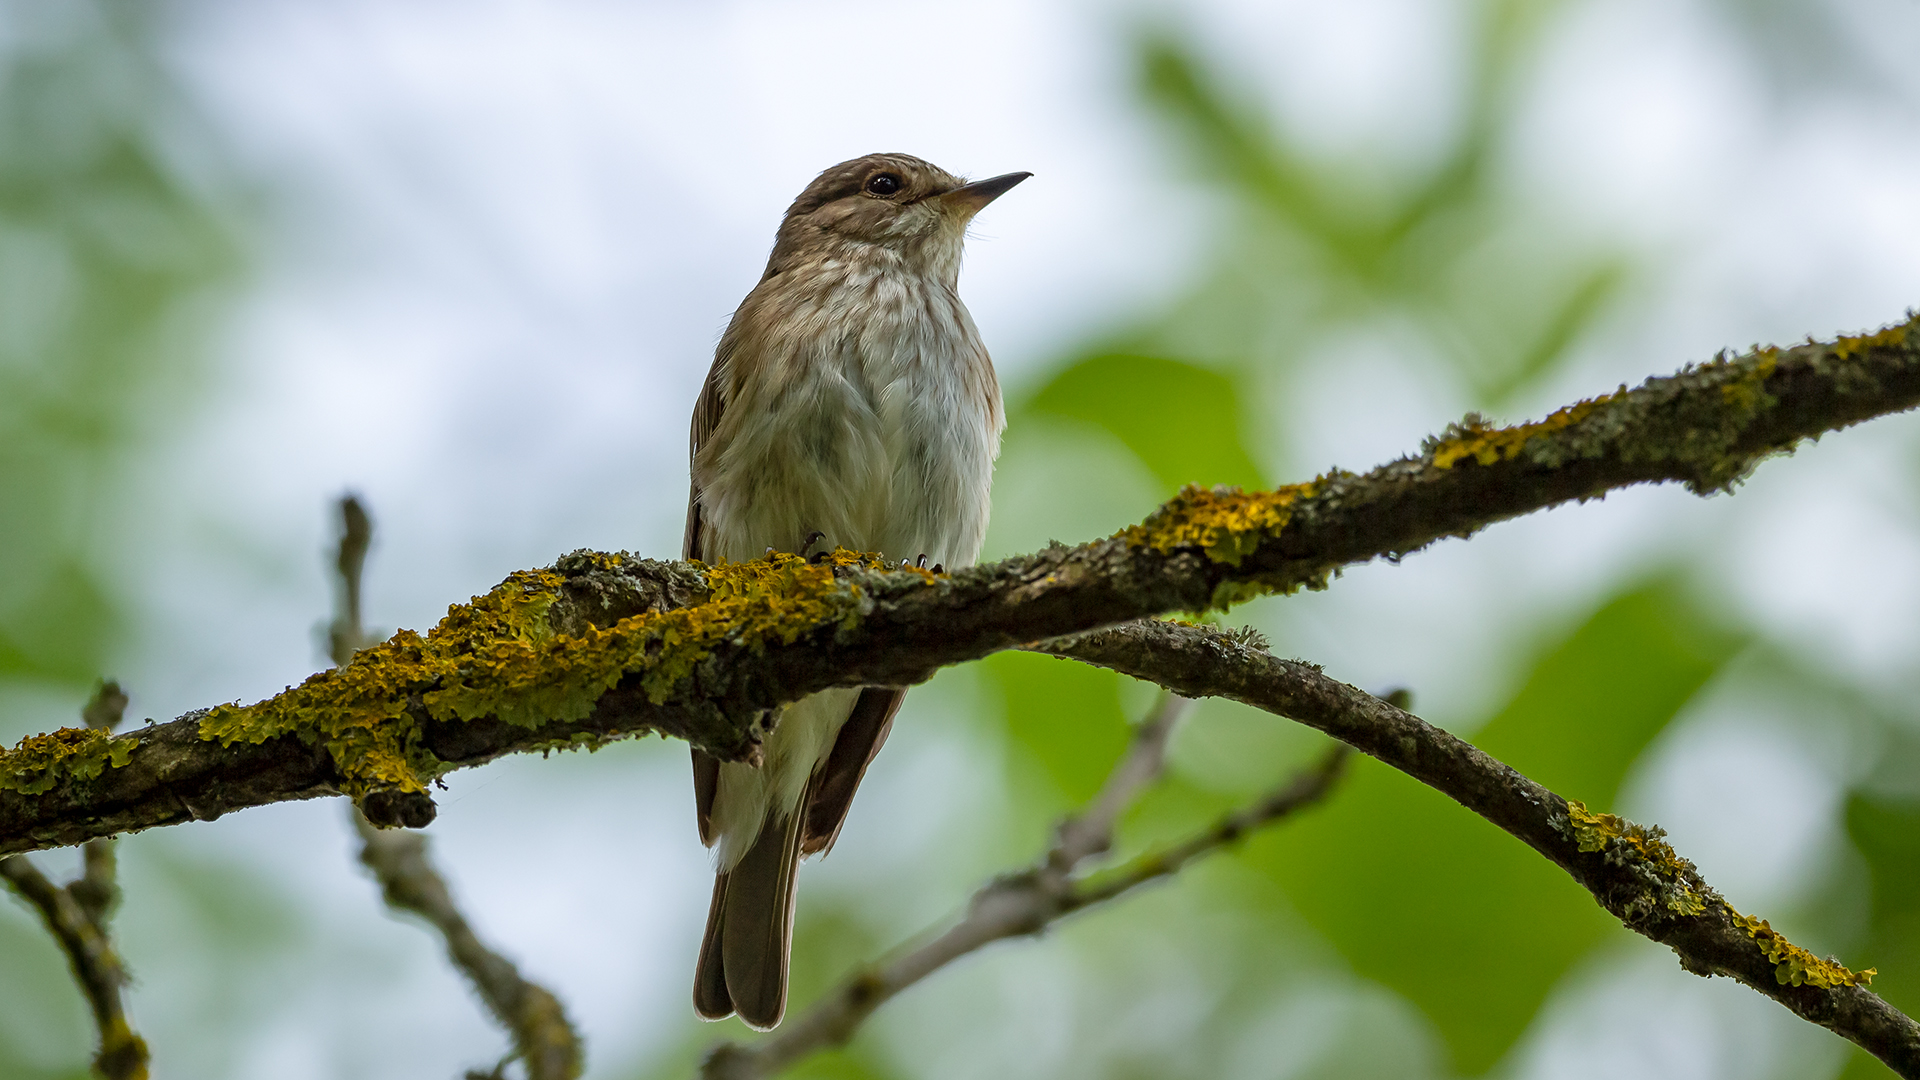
xmin=1052 ymin=690 xmax=1191 ymax=869
xmin=0 ymin=680 xmax=147 ymax=1080
xmin=1042 ymin=619 xmax=1920 ymax=1077
xmin=8 ymin=316 xmax=1920 ymax=855
xmin=1070 ymin=743 xmax=1351 ymax=910
xmin=353 ymin=817 xmax=582 ymax=1080
xmin=72 ymin=680 xmax=129 ymax=925
xmin=700 ymin=696 xmax=1350 ymax=1080
xmin=328 ymin=494 xmax=378 ymax=667
xmin=329 ymin=496 xmax=583 ymax=1080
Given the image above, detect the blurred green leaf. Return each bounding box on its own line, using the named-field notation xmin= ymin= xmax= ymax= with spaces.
xmin=1135 ymin=10 xmax=1621 ymax=413
xmin=0 ymin=4 xmax=244 ymax=1071
xmin=0 ymin=898 xmax=93 ymax=1080
xmin=1838 ymin=793 xmax=1920 ymax=1080
xmin=0 ymin=0 xmax=243 ymax=692
xmin=982 ymin=651 xmax=1135 ymax=808
xmin=1020 ymin=353 xmax=1265 ymax=494
xmin=1443 ymin=256 xmax=1629 ymax=408
xmin=1248 ymin=579 xmax=1743 ymax=1073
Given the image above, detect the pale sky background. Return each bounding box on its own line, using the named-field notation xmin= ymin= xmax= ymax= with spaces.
xmin=6 ymin=1 xmax=1920 ymax=1077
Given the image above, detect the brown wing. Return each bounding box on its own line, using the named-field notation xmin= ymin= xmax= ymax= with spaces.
xmin=800 ymin=686 xmax=906 ymax=857
xmin=682 ymin=342 xmax=728 ymax=566
xmin=687 ymin=341 xmax=729 ymax=846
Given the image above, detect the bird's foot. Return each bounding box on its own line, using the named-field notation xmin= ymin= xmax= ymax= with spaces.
xmin=801 ymin=531 xmax=833 ymax=563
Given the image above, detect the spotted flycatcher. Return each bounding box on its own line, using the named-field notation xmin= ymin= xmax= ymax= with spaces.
xmin=684 ymin=153 xmax=1028 ymax=1028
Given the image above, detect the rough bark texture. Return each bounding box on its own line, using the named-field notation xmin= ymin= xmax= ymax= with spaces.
xmin=1 ymin=317 xmax=1916 ymax=858
xmin=1043 ymin=620 xmax=1920 ymax=1077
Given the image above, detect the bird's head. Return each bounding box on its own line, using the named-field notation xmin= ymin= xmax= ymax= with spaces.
xmin=765 ymin=153 xmax=1029 ymax=282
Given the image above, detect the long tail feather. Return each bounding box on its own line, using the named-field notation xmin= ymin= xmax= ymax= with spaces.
xmin=692 ymin=804 xmax=805 ymax=1029
xmin=692 ymin=871 xmax=733 ymax=1021
xmin=720 ymin=805 xmax=804 ymax=1030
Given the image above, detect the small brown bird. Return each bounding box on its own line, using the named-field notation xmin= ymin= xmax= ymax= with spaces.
xmin=683 ymin=153 xmax=1027 ymax=1028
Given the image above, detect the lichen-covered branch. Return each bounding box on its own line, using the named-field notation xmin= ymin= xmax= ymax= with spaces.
xmin=0 ymin=681 xmax=147 ymax=1080
xmin=0 ymin=858 xmax=148 ymax=1079
xmin=3 ymin=317 xmax=1919 ymax=855
xmin=700 ymin=699 xmax=1350 ymax=1080
xmin=1039 ymin=620 xmax=1920 ymax=1076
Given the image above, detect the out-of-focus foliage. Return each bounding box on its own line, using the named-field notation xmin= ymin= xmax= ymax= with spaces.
xmin=921 ymin=1 xmax=1915 ymax=1077
xmin=1257 ymin=581 xmax=1743 ymax=1071
xmin=1839 ymin=725 xmax=1920 ymax=1080
xmin=1026 ymin=354 xmax=1265 ymax=493
xmin=1116 ymin=2 xmax=1627 ymax=411
xmin=0 ymin=2 xmax=244 ymax=1077
xmin=982 ymin=10 xmax=1662 ymax=1076
xmin=5 ymin=1 xmax=1920 ymax=1078
xmin=0 ymin=0 xmax=239 ymax=689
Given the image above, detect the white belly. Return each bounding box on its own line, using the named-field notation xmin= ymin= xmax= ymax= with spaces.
xmin=706 ymin=276 xmax=1006 ymax=568
xmin=695 ymin=274 xmax=1002 ymax=869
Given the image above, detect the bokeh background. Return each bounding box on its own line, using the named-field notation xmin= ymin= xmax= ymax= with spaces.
xmin=5 ymin=0 xmax=1920 ymax=1077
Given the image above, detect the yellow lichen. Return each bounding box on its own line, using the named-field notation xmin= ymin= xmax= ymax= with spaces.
xmin=1120 ymin=483 xmax=1315 ymax=567
xmin=1566 ymin=801 xmax=1706 ymax=915
xmin=1569 ymin=802 xmax=1875 ymax=987
xmin=0 ymin=726 xmax=138 ymax=796
xmin=1430 ymin=393 xmax=1622 ymax=470
xmin=1733 ymin=912 xmax=1875 ymax=989
xmin=1719 ymin=348 xmax=1778 ymax=414
xmin=196 ymin=552 xmax=896 ymax=798
xmin=1830 ymin=324 xmax=1909 ymax=361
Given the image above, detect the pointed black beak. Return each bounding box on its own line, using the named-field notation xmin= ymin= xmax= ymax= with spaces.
xmin=939 ymin=171 xmax=1032 ymax=215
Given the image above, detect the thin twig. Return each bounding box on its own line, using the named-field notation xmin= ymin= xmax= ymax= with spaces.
xmin=72 ymin=680 xmax=129 ymax=926
xmin=0 ymin=680 xmax=147 ymax=1080
xmin=1068 ymin=743 xmax=1351 ymax=911
xmin=353 ymin=817 xmax=581 ymax=1080
xmin=700 ymin=699 xmax=1350 ymax=1080
xmin=328 ymin=496 xmax=583 ymax=1080
xmin=1052 ymin=690 xmax=1191 ymax=870
xmin=328 ymin=494 xmax=377 ymax=668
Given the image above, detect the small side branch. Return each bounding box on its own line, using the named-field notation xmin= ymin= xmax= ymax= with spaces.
xmin=1071 ymin=742 xmax=1351 ymax=911
xmin=328 ymin=495 xmax=583 ymax=1080
xmin=354 ymin=818 xmax=582 ymax=1080
xmin=700 ymin=694 xmax=1350 ymax=1080
xmin=1042 ymin=620 xmax=1920 ymax=1077
xmin=0 ymin=681 xmax=147 ymax=1080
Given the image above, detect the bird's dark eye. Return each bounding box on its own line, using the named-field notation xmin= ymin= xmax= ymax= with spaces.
xmin=865 ymin=173 xmax=901 ymax=196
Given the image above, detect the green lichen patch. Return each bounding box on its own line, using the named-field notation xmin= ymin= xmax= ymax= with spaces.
xmin=1732 ymin=912 xmax=1874 ymax=988
xmin=1830 ymin=323 xmax=1909 ymax=361
xmin=1120 ymin=481 xmax=1318 ymax=570
xmin=1421 ymin=340 xmax=1794 ymax=494
xmin=1429 ymin=393 xmax=1623 ymax=470
xmin=1117 ymin=483 xmax=1324 ymax=609
xmin=200 ymin=568 xmax=568 ymax=798
xmin=0 ymin=726 xmax=137 ymax=796
xmin=1121 ymin=483 xmax=1315 ymax=566
xmin=1568 ymin=802 xmax=1876 ymax=987
xmin=1566 ymin=801 xmax=1707 ymax=917
xmin=196 ymin=552 xmax=899 ymax=799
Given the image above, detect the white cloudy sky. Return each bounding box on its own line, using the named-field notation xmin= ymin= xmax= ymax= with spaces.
xmin=16 ymin=0 xmax=1920 ymax=1077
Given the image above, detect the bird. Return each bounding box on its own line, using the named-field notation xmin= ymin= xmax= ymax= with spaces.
xmin=683 ymin=153 xmax=1028 ymax=1029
